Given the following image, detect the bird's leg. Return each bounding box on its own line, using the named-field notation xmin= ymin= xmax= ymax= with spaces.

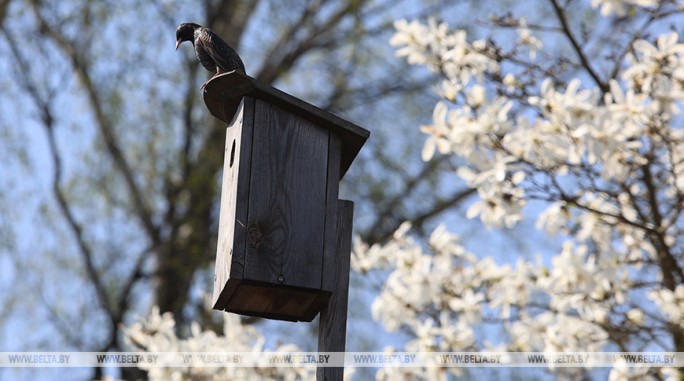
xmin=201 ymin=68 xmax=223 ymax=91
xmin=201 ymin=69 xmax=222 ymax=91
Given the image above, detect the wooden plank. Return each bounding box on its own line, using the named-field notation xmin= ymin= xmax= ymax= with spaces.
xmin=317 ymin=200 xmax=354 ymax=381
xmin=226 ymin=282 xmax=323 ymax=322
xmin=213 ymin=99 xmax=246 ymax=308
xmin=203 ymin=72 xmax=370 ymax=178
xmin=321 ymin=136 xmax=341 ymax=293
xmin=243 ymin=99 xmax=329 ymax=290
xmin=230 ymin=97 xmax=255 ymax=279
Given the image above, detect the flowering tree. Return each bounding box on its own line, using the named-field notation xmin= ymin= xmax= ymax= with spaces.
xmin=126 ymin=1 xmax=684 ymax=380
xmin=123 ymin=306 xmax=316 ymax=380
xmin=352 ymin=0 xmax=684 ymax=379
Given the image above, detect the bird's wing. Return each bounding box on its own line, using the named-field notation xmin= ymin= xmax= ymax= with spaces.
xmin=194 ymin=36 xmax=216 ymax=73
xmin=200 ymin=28 xmax=246 ymax=74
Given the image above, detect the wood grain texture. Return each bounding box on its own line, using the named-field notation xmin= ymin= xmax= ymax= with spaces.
xmin=212 ymin=99 xmax=246 ymax=308
xmin=206 ymin=74 xmax=367 ymax=322
xmin=203 ymin=72 xmax=369 ymax=178
xmin=223 ymin=281 xmax=327 ymax=322
xmin=321 ymin=136 xmax=341 ymax=293
xmin=213 ymin=96 xmax=341 ymax=321
xmin=317 ymin=200 xmax=354 ymax=381
xmin=213 ymin=97 xmax=256 ymax=310
xmin=230 ymin=97 xmax=256 ymax=279
xmin=244 ymin=99 xmax=330 ymax=290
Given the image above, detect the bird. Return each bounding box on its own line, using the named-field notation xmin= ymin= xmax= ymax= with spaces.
xmin=175 ymin=22 xmax=246 ymax=89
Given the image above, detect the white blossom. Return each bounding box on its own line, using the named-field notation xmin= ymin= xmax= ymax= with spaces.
xmin=377 ymin=9 xmax=684 ymax=379
xmin=447 ymin=289 xmax=484 ymax=324
xmin=609 ymin=359 xmax=654 ymax=381
xmin=118 ymin=4 xmax=684 ymax=380
xmin=649 ymin=285 xmax=684 ymax=328
xmin=591 ymin=0 xmax=658 ymax=16
xmin=623 ymin=32 xmax=684 ymax=106
xmin=122 ymin=307 xmax=315 ymax=381
xmin=626 ymin=308 xmax=645 ymax=326
xmin=391 ymin=18 xmax=498 ymax=86
xmin=517 ymin=18 xmax=542 ymax=60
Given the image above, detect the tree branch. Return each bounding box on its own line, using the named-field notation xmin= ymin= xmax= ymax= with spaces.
xmin=1 ymin=25 xmax=115 ymax=329
xmin=256 ymin=0 xmax=366 ymax=85
xmin=29 ymin=1 xmax=162 ymax=249
xmin=363 ymin=184 xmax=476 ymax=245
xmin=641 ymin=162 xmax=684 ymax=285
xmin=549 ymin=0 xmax=608 ymax=93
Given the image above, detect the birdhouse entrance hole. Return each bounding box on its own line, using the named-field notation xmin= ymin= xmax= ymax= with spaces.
xmin=229 ymin=139 xmax=236 ymax=167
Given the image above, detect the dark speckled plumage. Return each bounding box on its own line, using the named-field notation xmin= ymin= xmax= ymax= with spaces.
xmin=175 ymin=22 xmax=246 ymax=79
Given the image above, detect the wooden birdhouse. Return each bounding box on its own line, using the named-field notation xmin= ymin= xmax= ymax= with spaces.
xmin=203 ymin=72 xmax=369 ymax=322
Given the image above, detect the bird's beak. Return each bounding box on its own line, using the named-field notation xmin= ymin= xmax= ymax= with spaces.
xmin=175 ymin=40 xmax=181 ymax=51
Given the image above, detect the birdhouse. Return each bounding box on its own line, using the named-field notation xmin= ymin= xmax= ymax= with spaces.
xmin=203 ymin=72 xmax=369 ymax=322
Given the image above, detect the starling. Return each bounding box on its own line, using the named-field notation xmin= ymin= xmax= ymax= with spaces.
xmin=175 ymin=22 xmax=246 ymax=87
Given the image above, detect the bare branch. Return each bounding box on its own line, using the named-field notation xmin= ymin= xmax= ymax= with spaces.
xmin=363 ymin=184 xmax=476 ymax=245
xmin=1 ymin=25 xmax=114 ymax=323
xmin=549 ymin=0 xmax=608 ymax=93
xmin=641 ymin=162 xmax=684 ymax=286
xmin=256 ymin=0 xmax=366 ymax=84
xmin=28 ymin=1 xmax=162 ymax=249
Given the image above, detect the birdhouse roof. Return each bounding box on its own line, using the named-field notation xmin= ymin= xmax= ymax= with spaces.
xmin=203 ymin=72 xmax=370 ymax=179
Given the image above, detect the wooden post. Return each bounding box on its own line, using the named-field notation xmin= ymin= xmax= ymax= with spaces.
xmin=317 ymin=200 xmax=354 ymax=381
